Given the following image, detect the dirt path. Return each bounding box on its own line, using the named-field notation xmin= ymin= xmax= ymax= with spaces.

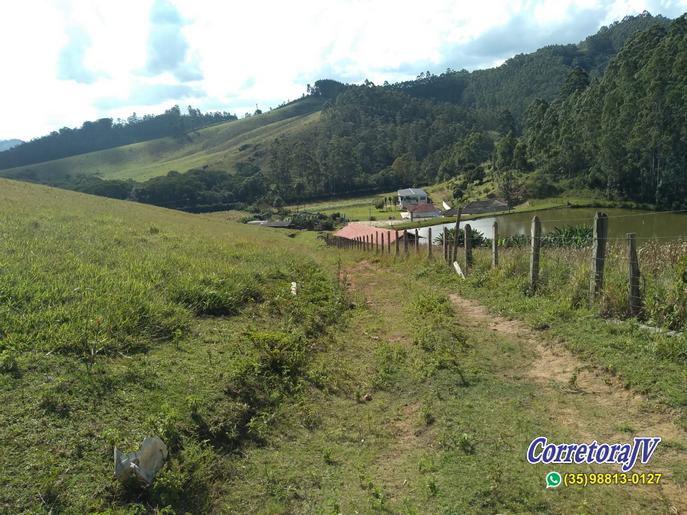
xmin=450 ymin=293 xmax=687 ymax=512
xmin=340 ymin=259 xmax=686 ymax=511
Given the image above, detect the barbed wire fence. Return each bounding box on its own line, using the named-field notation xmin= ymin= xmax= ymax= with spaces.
xmin=325 ymin=210 xmax=687 ymax=324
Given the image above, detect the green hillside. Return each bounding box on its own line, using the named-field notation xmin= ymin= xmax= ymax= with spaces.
xmin=1 ymin=179 xmax=686 ymax=512
xmin=0 ymin=97 xmax=323 ymax=182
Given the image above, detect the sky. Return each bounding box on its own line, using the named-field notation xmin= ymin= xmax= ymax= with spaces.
xmin=1 ymin=0 xmax=686 ymax=141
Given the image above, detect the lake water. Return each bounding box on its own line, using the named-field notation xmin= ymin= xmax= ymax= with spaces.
xmin=415 ymin=207 xmax=687 ymax=243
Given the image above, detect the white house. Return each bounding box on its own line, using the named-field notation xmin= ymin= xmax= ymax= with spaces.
xmin=397 ymin=188 xmax=428 ymax=209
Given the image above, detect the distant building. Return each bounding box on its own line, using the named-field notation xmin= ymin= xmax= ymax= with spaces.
xmin=397 ymin=188 xmax=428 ymax=209
xmin=443 ymin=199 xmax=509 ymax=217
xmin=401 ymin=203 xmax=441 ymax=220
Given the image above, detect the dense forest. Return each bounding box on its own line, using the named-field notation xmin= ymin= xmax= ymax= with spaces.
xmin=0 ymin=106 xmax=236 ymax=170
xmin=391 ymin=12 xmax=670 ymax=122
xmin=4 ymin=12 xmax=685 ymax=212
xmin=521 ymin=16 xmax=687 ymax=208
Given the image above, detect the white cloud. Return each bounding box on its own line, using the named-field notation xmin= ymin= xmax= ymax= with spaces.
xmin=1 ymin=0 xmax=685 ymax=140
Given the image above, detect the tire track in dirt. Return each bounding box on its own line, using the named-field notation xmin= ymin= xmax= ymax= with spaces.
xmin=343 ymin=261 xmax=428 ymax=496
xmin=450 ymin=293 xmax=687 ymax=513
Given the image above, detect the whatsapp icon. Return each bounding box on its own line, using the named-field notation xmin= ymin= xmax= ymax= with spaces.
xmin=546 ymin=471 xmax=562 ymax=488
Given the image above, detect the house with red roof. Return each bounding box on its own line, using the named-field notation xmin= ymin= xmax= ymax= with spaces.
xmin=401 ymin=202 xmax=441 ymax=220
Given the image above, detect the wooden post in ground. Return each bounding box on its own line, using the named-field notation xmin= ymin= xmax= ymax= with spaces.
xmin=464 ymin=224 xmax=473 ymax=274
xmin=415 ymin=229 xmax=419 ymax=254
xmin=441 ymin=226 xmax=448 ymax=262
xmin=387 ymin=231 xmax=391 ymax=254
xmin=367 ymin=235 xmax=371 ymax=251
xmin=589 ymin=212 xmax=609 ymax=306
xmin=451 ymin=209 xmax=462 ymax=267
xmin=428 ymin=227 xmax=433 ymax=259
xmin=380 ymin=232 xmax=385 ymax=254
xmin=395 ymin=230 xmax=400 ymax=256
xmin=492 ymin=222 xmax=498 ymax=268
xmin=529 ymin=216 xmax=541 ymax=292
xmin=628 ymin=233 xmax=641 ymax=316
xmin=375 ymin=232 xmax=379 ymax=253
xmin=403 ymin=229 xmax=409 ymax=255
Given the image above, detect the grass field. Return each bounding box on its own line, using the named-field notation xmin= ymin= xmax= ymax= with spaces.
xmin=0 ymin=97 xmax=323 ymax=182
xmin=294 ymin=194 xmax=402 ymax=221
xmin=1 ymin=178 xmax=686 ymax=513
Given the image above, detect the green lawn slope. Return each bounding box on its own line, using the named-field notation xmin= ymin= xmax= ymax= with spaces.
xmin=1 ymin=179 xmax=685 ymax=513
xmin=0 ymin=97 xmax=323 ymax=182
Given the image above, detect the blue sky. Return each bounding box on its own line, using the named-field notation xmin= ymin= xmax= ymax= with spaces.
xmin=1 ymin=0 xmax=686 ymax=140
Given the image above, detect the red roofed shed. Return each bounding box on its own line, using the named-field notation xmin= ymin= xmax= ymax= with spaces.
xmin=334 ymin=223 xmax=418 ymax=243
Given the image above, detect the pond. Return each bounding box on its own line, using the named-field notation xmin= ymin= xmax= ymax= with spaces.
xmin=415 ymin=207 xmax=687 ymax=244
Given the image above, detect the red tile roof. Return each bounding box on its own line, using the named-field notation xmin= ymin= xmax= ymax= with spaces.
xmin=407 ymin=203 xmax=440 ymax=213
xmin=334 ymin=223 xmax=408 ymax=242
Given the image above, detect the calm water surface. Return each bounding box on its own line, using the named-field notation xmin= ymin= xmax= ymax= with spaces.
xmin=416 ymin=207 xmax=687 ymax=243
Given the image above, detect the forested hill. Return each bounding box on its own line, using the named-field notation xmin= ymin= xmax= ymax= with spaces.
xmin=260 ymin=13 xmax=684 ymax=206
xmin=521 ymin=14 xmax=687 ymax=208
xmin=3 ymin=12 xmax=684 ymax=212
xmin=0 ymin=106 xmax=237 ymax=170
xmin=390 ymin=11 xmax=670 ymax=122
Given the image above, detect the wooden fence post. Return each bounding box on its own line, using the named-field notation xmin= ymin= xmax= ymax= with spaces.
xmin=628 ymin=233 xmax=641 ymax=316
xmin=380 ymin=232 xmax=385 ymax=254
xmin=464 ymin=224 xmax=472 ymax=274
xmin=387 ymin=231 xmax=391 ymax=254
xmin=375 ymin=232 xmax=379 ymax=253
xmin=492 ymin=221 xmax=498 ymax=268
xmin=428 ymin=227 xmax=433 ymax=259
xmin=403 ymin=229 xmax=409 ymax=255
xmin=589 ymin=212 xmax=609 ymax=305
xmin=441 ymin=226 xmax=448 ymax=262
xmin=529 ymin=216 xmax=541 ymax=292
xmin=367 ymin=235 xmax=371 ymax=251
xmin=395 ymin=230 xmax=400 ymax=257
xmin=451 ymin=209 xmax=462 ymax=266
xmin=415 ymin=228 xmax=419 ymax=254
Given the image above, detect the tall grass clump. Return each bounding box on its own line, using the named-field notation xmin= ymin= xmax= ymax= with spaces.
xmin=406 ymin=292 xmax=469 ymax=382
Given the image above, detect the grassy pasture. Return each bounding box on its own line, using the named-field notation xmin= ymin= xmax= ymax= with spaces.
xmin=0 ymin=178 xmax=348 ymax=512
xmin=1 ymin=178 xmax=686 ymax=513
xmin=0 ymin=98 xmax=323 ymax=182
